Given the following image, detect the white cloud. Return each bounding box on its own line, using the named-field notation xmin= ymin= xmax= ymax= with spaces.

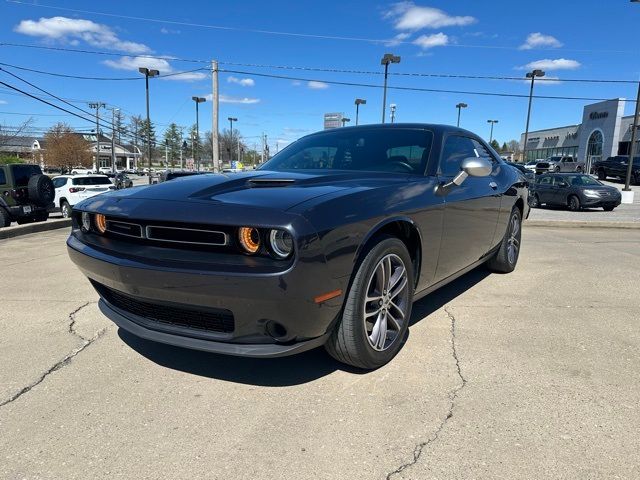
xmin=219 ymin=95 xmax=260 ymax=104
xmin=307 ymin=81 xmax=329 ymax=90
xmin=15 ymin=16 xmax=150 ymax=54
xmin=0 ymin=100 xmax=7 ymax=104
xmin=160 ymin=27 xmax=181 ymax=35
xmin=103 ymin=56 xmax=206 ymax=82
xmin=227 ymin=76 xmax=255 ymax=87
xmin=520 ymin=32 xmax=562 ymax=50
xmin=385 ymin=32 xmax=410 ymax=47
xmin=385 ymin=2 xmax=476 ymax=31
xmin=521 ymin=58 xmax=581 ymax=71
xmin=413 ymin=32 xmax=449 ymax=49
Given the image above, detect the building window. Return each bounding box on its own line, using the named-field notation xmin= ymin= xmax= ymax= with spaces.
xmin=587 ymin=130 xmax=603 ymax=159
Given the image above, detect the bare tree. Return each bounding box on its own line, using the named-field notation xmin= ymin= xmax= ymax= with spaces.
xmin=44 ymin=123 xmax=92 ymax=171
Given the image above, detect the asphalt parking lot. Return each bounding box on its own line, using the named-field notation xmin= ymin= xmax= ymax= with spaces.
xmin=1 ymin=227 xmax=639 ymax=479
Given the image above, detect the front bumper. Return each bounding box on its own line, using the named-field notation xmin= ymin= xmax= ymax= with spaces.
xmin=580 ymin=195 xmax=622 ymax=208
xmin=67 ymin=234 xmax=345 ymax=358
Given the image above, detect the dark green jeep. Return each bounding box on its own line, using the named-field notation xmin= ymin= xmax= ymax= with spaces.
xmin=0 ymin=163 xmax=55 ymax=228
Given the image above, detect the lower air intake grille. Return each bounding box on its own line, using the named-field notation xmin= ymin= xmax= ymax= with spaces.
xmin=96 ymin=283 xmax=234 ymax=334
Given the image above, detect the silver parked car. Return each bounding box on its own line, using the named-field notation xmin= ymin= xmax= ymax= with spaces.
xmin=535 ymin=156 xmax=585 ymax=175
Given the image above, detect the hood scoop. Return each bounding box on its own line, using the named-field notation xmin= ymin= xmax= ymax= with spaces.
xmin=247 ymin=178 xmax=296 ymax=188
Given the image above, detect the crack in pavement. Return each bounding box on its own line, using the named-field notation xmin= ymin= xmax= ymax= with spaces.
xmin=0 ymin=302 xmax=105 ymax=408
xmin=386 ymin=306 xmax=467 ymax=480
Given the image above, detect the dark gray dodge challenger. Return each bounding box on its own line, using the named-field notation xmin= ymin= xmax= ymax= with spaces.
xmin=68 ymin=124 xmax=529 ymax=369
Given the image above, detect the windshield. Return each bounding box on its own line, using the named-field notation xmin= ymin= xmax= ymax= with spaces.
xmin=261 ymin=128 xmax=434 ymax=175
xmin=564 ymin=175 xmax=602 ymax=186
xmin=10 ymin=164 xmax=42 ymax=187
xmin=72 ymin=176 xmax=112 ymax=186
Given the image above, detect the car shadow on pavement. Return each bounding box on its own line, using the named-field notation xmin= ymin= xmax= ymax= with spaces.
xmin=118 ymin=266 xmax=491 ymax=386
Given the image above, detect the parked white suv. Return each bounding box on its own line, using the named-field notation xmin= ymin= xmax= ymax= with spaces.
xmin=52 ymin=175 xmax=115 ymax=218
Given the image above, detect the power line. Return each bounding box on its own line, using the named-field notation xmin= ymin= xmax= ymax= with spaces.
xmin=220 ymin=69 xmax=637 ymax=103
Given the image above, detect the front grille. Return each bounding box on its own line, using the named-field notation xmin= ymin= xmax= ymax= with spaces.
xmin=106 ymin=220 xmax=143 ymax=238
xmin=96 ymin=283 xmax=234 ymax=333
xmin=537 ymin=163 xmax=550 ymax=169
xmin=146 ymin=225 xmax=228 ymax=246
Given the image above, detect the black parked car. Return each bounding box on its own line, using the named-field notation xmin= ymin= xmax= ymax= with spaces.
xmin=592 ymin=156 xmax=640 ymax=184
xmin=0 ymin=163 xmax=54 ymax=227
xmin=68 ymin=124 xmax=529 ymax=369
xmin=530 ymin=173 xmax=621 ymax=211
xmin=112 ymin=172 xmax=133 ymax=189
xmin=505 ymin=161 xmax=535 ymax=182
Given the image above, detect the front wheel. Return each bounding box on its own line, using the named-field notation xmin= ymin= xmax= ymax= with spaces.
xmin=597 ymin=169 xmax=606 ymax=180
xmin=487 ymin=207 xmax=522 ymax=274
xmin=325 ymin=236 xmax=414 ymax=369
xmin=61 ymin=201 xmax=72 ymax=218
xmin=555 ymin=166 xmax=561 ymax=173
xmin=603 ymin=206 xmax=615 ymax=212
xmin=568 ymin=195 xmax=581 ymax=212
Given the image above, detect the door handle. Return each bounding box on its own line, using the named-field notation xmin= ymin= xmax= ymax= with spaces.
xmin=489 ymin=182 xmax=498 ymax=190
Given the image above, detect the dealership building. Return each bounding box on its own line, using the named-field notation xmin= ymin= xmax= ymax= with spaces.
xmin=520 ymin=98 xmax=637 ymax=170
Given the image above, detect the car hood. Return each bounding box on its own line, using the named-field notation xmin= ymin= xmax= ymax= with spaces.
xmin=78 ymin=170 xmax=411 ymax=213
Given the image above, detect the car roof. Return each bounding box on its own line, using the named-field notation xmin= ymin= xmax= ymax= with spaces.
xmin=302 ymin=123 xmax=483 ymax=139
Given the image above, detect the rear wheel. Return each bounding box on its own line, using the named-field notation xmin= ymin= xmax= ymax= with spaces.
xmin=487 ymin=207 xmax=522 ymax=274
xmin=61 ymin=201 xmax=72 ymax=218
xmin=597 ymin=169 xmax=606 ymax=181
xmin=568 ymin=195 xmax=581 ymax=211
xmin=530 ymin=194 xmax=540 ymax=208
xmin=325 ymin=236 xmax=413 ymax=369
xmin=576 ymin=166 xmax=583 ymax=173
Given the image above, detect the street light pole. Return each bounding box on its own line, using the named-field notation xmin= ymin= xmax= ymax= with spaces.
xmin=390 ymin=104 xmax=397 ymax=123
xmin=487 ymin=119 xmax=499 ymax=143
xmin=522 ymin=69 xmax=545 ymax=163
xmin=456 ymin=103 xmax=468 ymax=127
xmin=192 ymin=96 xmax=206 ymax=171
xmin=138 ymin=67 xmax=159 ymax=183
xmin=228 ymin=117 xmax=238 ymax=163
xmin=341 ymin=117 xmax=351 ymax=127
xmin=355 ymin=98 xmax=366 ymax=126
xmin=380 ymin=53 xmax=401 ymax=124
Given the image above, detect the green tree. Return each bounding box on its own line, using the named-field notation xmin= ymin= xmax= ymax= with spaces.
xmin=490 ymin=139 xmax=501 ymax=151
xmin=163 ymin=123 xmax=184 ymax=167
xmin=501 ymin=142 xmax=508 ymax=152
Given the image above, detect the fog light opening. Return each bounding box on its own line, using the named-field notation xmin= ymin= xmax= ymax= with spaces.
xmin=265 ymin=321 xmax=288 ymax=340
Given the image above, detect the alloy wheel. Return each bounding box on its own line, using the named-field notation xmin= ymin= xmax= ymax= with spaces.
xmin=363 ymin=254 xmax=410 ymax=351
xmin=507 ymin=213 xmax=521 ymax=266
xmin=62 ymin=203 xmax=71 ymax=218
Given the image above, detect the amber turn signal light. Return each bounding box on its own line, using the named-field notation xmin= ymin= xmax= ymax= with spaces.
xmin=238 ymin=227 xmax=260 ymax=254
xmin=95 ymin=214 xmax=107 ymax=234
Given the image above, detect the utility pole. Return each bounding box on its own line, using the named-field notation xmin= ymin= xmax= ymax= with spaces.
xmin=522 ymin=69 xmax=545 ymax=163
xmin=355 ymin=98 xmax=366 ymax=126
xmin=211 ymin=60 xmax=220 ymax=173
xmin=165 ymin=139 xmax=169 ymax=168
xmin=180 ymin=139 xmax=184 ymax=169
xmin=456 ymin=103 xmax=468 ymax=128
xmin=228 ymin=117 xmax=238 ymax=163
xmin=261 ymin=133 xmax=266 ymax=163
xmin=624 ymin=81 xmax=640 ymax=192
xmin=380 ymin=54 xmax=401 ymax=124
xmin=88 ymin=102 xmax=105 ymax=171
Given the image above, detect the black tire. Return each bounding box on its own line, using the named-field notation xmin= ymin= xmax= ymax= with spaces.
xmin=603 ymin=206 xmax=615 ymax=212
xmin=597 ymin=169 xmax=606 ymax=181
xmin=0 ymin=208 xmax=10 ymax=228
xmin=27 ymin=174 xmax=55 ymax=207
xmin=554 ymin=166 xmax=561 ymax=173
xmin=568 ymin=195 xmax=581 ymax=212
xmin=34 ymin=211 xmax=49 ymax=222
xmin=325 ymin=236 xmax=414 ymax=370
xmin=576 ymin=166 xmax=582 ymax=173
xmin=530 ymin=194 xmax=540 ymax=208
xmin=61 ymin=201 xmax=72 ymax=219
xmin=486 ymin=207 xmax=522 ymax=274
xmin=17 ymin=217 xmax=34 ymax=225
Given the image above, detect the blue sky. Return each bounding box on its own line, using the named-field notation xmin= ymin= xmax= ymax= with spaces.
xmin=1 ymin=0 xmax=640 ymax=151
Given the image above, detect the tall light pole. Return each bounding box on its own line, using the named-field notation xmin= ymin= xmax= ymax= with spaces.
xmin=390 ymin=104 xmax=397 ymax=123
xmin=487 ymin=119 xmax=499 ymax=143
xmin=522 ymin=69 xmax=545 ymax=163
xmin=138 ymin=67 xmax=159 ymax=183
xmin=456 ymin=103 xmax=468 ymax=128
xmin=88 ymin=102 xmax=105 ymax=171
xmin=228 ymin=117 xmax=238 ymax=163
xmin=381 ymin=53 xmax=401 ymax=124
xmin=192 ymin=96 xmax=206 ymax=171
xmin=355 ymin=98 xmax=366 ymax=126
xmin=110 ymin=107 xmax=120 ymax=173
xmin=341 ymin=117 xmax=351 ymax=127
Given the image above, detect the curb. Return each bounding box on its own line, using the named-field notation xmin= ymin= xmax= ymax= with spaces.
xmin=525 ymin=220 xmax=640 ymax=230
xmin=0 ymin=218 xmax=72 ymax=240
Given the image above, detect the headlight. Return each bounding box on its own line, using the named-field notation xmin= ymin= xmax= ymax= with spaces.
xmin=583 ymin=189 xmax=601 ymax=198
xmin=81 ymin=212 xmax=91 ymax=232
xmin=238 ymin=227 xmax=260 ymax=254
xmin=268 ymin=229 xmax=294 ymax=259
xmin=95 ymin=213 xmax=107 ymax=234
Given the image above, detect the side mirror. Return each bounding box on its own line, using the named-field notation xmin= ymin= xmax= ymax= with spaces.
xmin=440 ymin=157 xmax=493 ymax=192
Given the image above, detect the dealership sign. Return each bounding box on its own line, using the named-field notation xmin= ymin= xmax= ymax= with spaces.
xmin=589 ymin=111 xmax=609 ymax=120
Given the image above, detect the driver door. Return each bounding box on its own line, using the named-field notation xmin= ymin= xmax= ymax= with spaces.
xmin=434 ymin=135 xmax=502 ymax=282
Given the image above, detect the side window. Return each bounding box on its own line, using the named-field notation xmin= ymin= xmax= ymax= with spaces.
xmin=538 ymin=176 xmax=552 ymax=185
xmin=0 ymin=168 xmax=6 ymax=185
xmin=277 ymin=146 xmax=338 ymax=170
xmin=552 ymin=176 xmax=567 ymax=186
xmin=440 ymin=135 xmax=477 ymax=177
xmin=471 ymin=139 xmax=496 ymax=162
xmin=52 ymin=177 xmax=67 ymax=188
